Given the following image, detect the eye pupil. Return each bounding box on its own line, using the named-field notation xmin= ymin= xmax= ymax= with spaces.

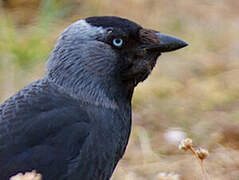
xmin=113 ymin=38 xmax=123 ymax=47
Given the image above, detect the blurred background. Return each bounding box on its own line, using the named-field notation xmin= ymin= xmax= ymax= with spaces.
xmin=1 ymin=0 xmax=239 ymax=179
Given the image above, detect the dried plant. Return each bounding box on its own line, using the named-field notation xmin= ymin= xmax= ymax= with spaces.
xmin=179 ymin=138 xmax=210 ymax=180
xmin=10 ymin=171 xmax=42 ymax=180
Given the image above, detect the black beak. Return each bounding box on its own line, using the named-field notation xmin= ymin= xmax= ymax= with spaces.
xmin=155 ymin=33 xmax=188 ymax=53
xmin=139 ymin=29 xmax=188 ymax=54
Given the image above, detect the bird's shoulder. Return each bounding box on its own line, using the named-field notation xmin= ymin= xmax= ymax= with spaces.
xmin=0 ymin=79 xmax=95 ymax=179
xmin=0 ymin=78 xmax=91 ymax=148
xmin=0 ymin=78 xmax=77 ymax=122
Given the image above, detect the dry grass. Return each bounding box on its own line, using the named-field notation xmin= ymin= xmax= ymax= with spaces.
xmin=1 ymin=0 xmax=239 ymax=179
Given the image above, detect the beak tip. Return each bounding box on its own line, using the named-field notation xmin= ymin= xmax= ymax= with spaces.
xmin=179 ymin=40 xmax=189 ymax=49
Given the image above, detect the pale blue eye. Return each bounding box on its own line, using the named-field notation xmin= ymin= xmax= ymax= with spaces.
xmin=113 ymin=38 xmax=123 ymax=47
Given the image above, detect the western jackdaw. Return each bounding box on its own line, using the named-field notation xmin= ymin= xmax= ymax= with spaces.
xmin=0 ymin=16 xmax=187 ymax=180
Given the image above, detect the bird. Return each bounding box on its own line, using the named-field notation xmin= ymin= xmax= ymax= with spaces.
xmin=0 ymin=16 xmax=187 ymax=180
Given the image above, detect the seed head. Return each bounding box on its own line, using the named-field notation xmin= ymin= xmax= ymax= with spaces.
xmin=157 ymin=172 xmax=180 ymax=180
xmin=196 ymin=148 xmax=209 ymax=160
xmin=10 ymin=170 xmax=42 ymax=180
xmin=178 ymin=138 xmax=192 ymax=151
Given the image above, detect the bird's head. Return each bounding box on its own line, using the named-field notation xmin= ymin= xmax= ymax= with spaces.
xmin=46 ymin=16 xmax=187 ymax=107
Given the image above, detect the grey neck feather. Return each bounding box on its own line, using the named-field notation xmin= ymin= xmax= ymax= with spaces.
xmin=45 ymin=20 xmax=132 ymax=109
